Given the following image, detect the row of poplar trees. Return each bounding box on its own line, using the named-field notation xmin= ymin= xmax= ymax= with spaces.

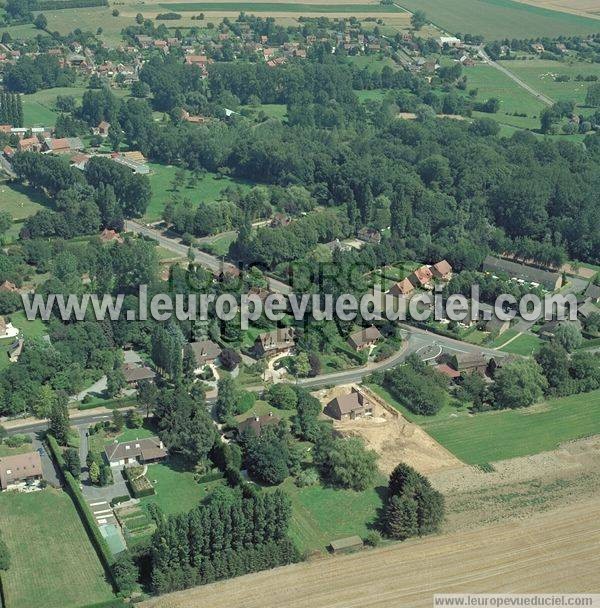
xmin=0 ymin=92 xmax=23 ymax=127
xmin=150 ymin=489 xmax=299 ymax=594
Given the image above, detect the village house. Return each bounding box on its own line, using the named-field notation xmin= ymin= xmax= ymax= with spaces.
xmin=0 ymin=281 xmax=18 ymax=292
xmin=270 ymin=212 xmax=291 ymax=228
xmin=122 ymin=364 xmax=156 ymax=386
xmin=435 ymin=363 xmax=461 ymax=381
xmin=431 ymin=260 xmax=453 ymax=281
xmin=0 ymin=452 xmax=43 ymax=491
xmin=584 ymin=282 xmax=600 ymax=304
xmin=188 ymin=340 xmax=222 ymax=370
xmin=438 ymin=36 xmax=462 ymax=48
xmin=185 ymin=54 xmax=209 ymax=68
xmin=531 ymin=43 xmax=545 ymax=53
xmin=578 ymin=300 xmax=600 ymax=322
xmin=8 ymin=338 xmax=24 ymax=363
xmin=482 ymin=255 xmax=563 ymax=291
xmin=105 ymin=436 xmax=167 ymax=468
xmin=324 ymin=388 xmax=374 ymax=421
xmin=408 ymin=265 xmax=434 ymax=289
xmin=324 ymin=239 xmax=352 ymax=253
xmin=347 ymin=326 xmax=382 ymax=351
xmin=43 ymin=137 xmax=84 ymax=154
xmin=99 ymin=228 xmax=124 ymax=244
xmin=356 ymin=227 xmax=381 ymax=245
xmin=253 ymin=328 xmax=295 ymax=358
xmin=538 ymin=319 xmax=581 ymax=340
xmin=388 ymin=278 xmax=414 ymax=297
xmin=17 ymin=136 xmax=41 ymax=153
xmin=238 ymin=412 xmax=280 ymax=436
xmin=93 ymin=120 xmax=110 ymax=137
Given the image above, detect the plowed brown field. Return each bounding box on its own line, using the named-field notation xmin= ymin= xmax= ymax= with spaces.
xmin=141 ymin=497 xmax=600 ymax=608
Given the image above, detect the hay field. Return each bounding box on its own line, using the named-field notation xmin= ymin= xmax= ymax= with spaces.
xmin=513 ymin=0 xmax=600 ymax=19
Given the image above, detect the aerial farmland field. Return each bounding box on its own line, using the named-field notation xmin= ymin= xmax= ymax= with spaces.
xmin=396 ymin=0 xmax=600 ymax=38
xmin=497 ymin=59 xmax=600 ymax=106
xmin=466 ymin=63 xmax=545 ymax=130
xmin=0 ymin=489 xmax=114 ymax=608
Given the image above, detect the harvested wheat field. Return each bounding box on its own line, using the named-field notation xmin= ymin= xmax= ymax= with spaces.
xmin=141 ymin=496 xmax=600 ymax=608
xmin=514 ymin=0 xmax=600 ymax=19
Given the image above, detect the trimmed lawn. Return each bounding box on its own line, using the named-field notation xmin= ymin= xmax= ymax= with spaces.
xmin=423 ymin=389 xmax=600 ymax=465
xmin=22 ymin=86 xmax=88 ymax=128
xmin=144 ymin=163 xmax=254 ymax=221
xmin=0 ymin=489 xmax=114 ymax=608
xmin=0 ymin=442 xmax=34 ymax=457
xmin=0 ymin=181 xmax=52 ymax=221
xmin=10 ymin=311 xmax=47 ymax=338
xmin=499 ymin=333 xmax=543 ymax=355
xmin=283 ymin=477 xmax=386 ymax=554
xmin=140 ymin=458 xmax=220 ymax=515
xmin=488 ymin=328 xmax=520 ymax=348
xmin=347 ymin=55 xmax=397 ymax=72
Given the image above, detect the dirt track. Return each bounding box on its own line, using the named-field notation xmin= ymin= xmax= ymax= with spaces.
xmin=141 ymin=497 xmax=600 ymax=608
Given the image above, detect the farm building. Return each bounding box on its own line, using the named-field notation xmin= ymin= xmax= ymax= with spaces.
xmin=324 ymin=388 xmax=374 ymax=421
xmin=347 ymin=326 xmax=382 ymax=351
xmin=0 ymin=452 xmax=43 ymax=490
xmin=105 ymin=436 xmax=167 ymax=468
xmin=482 ymin=256 xmax=563 ymax=291
xmin=329 ymin=536 xmax=364 ymax=554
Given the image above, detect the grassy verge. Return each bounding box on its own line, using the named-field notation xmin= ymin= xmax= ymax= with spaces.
xmin=283 ymin=476 xmax=386 ymax=554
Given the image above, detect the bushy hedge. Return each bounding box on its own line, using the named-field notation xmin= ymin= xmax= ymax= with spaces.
xmin=196 ymin=470 xmax=224 ymax=484
xmin=110 ymin=495 xmax=131 ymax=507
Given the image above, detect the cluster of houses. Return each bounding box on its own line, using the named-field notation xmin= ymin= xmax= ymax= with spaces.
xmin=2 ymin=132 xmax=150 ymax=175
xmin=387 ymin=259 xmax=453 ymax=297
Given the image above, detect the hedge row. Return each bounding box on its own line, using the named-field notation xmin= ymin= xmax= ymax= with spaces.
xmin=35 ymin=0 xmax=108 ymax=9
xmin=46 ymin=435 xmax=119 ymax=589
xmin=110 ymin=495 xmax=130 ymax=507
xmin=196 ymin=470 xmax=225 ymax=484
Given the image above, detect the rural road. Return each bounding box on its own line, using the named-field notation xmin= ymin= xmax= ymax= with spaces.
xmin=3 ymin=326 xmax=502 ymax=435
xmin=477 ymin=47 xmax=554 ymax=106
xmin=141 ymin=497 xmax=600 ymax=608
xmin=125 ymin=220 xmax=291 ymax=294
